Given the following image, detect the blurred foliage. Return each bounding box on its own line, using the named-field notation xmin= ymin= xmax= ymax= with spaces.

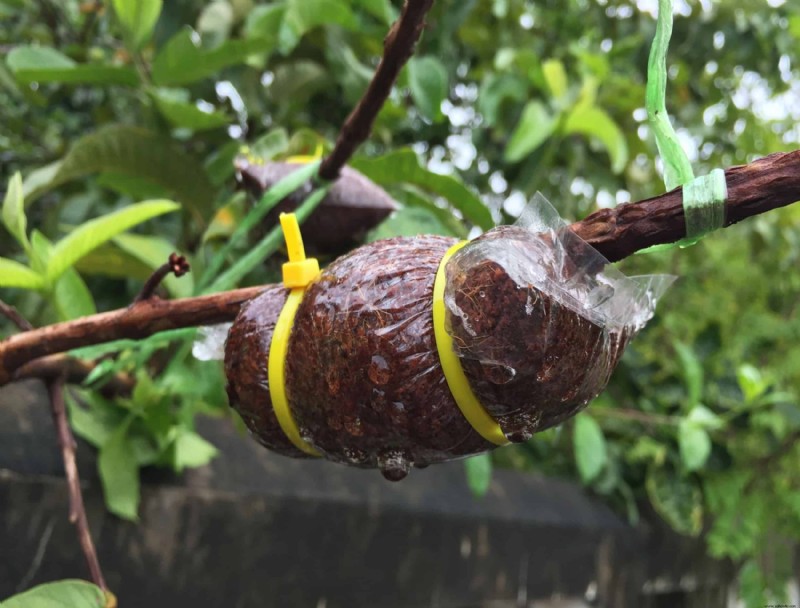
xmin=1 ymin=0 xmax=799 ymax=603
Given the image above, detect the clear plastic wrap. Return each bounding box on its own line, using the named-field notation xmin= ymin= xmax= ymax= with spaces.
xmin=223 ymin=193 xmax=672 ymax=477
xmin=443 ymin=193 xmax=673 ymax=439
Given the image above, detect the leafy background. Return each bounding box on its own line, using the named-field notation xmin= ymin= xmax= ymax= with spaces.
xmin=1 ymin=0 xmax=799 ymax=605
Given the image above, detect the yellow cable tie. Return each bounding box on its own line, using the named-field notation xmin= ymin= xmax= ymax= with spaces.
xmin=268 ymin=213 xmax=321 ymax=456
xmin=286 ymin=142 xmax=325 ymax=165
xmin=432 ymin=242 xmax=510 ymax=446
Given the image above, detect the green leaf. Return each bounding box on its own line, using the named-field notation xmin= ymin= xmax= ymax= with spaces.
xmin=112 ymin=0 xmax=162 ymax=48
xmin=269 ymin=60 xmax=329 ymax=106
xmin=26 ymin=125 xmax=214 ymax=219
xmin=368 ymin=205 xmax=455 ymax=241
xmin=285 ymin=0 xmax=357 ymax=36
xmin=243 ymin=4 xmax=286 ymax=42
xmin=2 ymin=171 xmax=28 ymax=250
xmin=478 ymin=73 xmax=527 ymax=127
xmin=0 ymin=257 xmax=45 ymax=289
xmin=151 ymin=88 xmax=230 ymax=131
xmin=737 ymin=363 xmax=768 ymax=403
xmin=353 ymin=0 xmax=397 ymax=24
xmin=562 ymin=105 xmax=629 ymax=174
xmin=152 ymin=27 xmax=273 ymax=86
xmin=678 ymin=420 xmax=711 ymax=472
xmin=21 ymin=162 xmax=61 ymax=201
xmin=53 ymin=269 xmax=97 ymax=320
xmin=464 ymin=453 xmax=492 ymax=497
xmin=249 ymin=128 xmax=290 ymax=162
xmin=6 ymin=46 xmax=138 ymax=86
xmin=573 ymin=413 xmax=607 ymax=483
xmin=396 ymin=185 xmax=468 ymax=238
xmin=686 ymin=405 xmax=724 ymax=430
xmin=66 ymin=392 xmax=124 ymax=449
xmin=197 ymin=0 xmax=234 ymax=47
xmin=351 ymin=149 xmax=494 ymax=230
xmin=542 ymin=58 xmax=568 ymax=100
xmin=1 ymin=579 xmax=106 ymax=608
xmin=205 ymin=141 xmax=242 ymax=187
xmin=113 ymin=233 xmax=194 ymax=298
xmin=646 ymin=466 xmax=703 ymax=537
xmin=98 ymin=423 xmax=140 ymax=520
xmin=95 ymin=171 xmax=167 ymax=200
xmin=673 ymin=340 xmax=703 ymax=409
xmin=505 ymin=101 xmax=558 ymax=163
xmin=29 ymin=230 xmax=52 ymax=274
xmin=172 ymin=430 xmax=218 ymax=472
xmin=408 ymin=56 xmax=449 ymax=122
xmin=46 ymin=200 xmax=180 ymax=282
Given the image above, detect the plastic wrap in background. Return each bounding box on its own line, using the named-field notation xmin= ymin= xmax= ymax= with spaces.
xmin=193 ymin=323 xmax=233 ymax=361
xmin=443 ymin=193 xmax=674 ymax=438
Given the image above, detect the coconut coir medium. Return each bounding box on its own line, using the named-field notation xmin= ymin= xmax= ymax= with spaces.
xmin=224 ymin=217 xmax=664 ymax=480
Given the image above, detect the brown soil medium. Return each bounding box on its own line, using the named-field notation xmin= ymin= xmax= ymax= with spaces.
xmin=445 ymin=225 xmax=631 ymax=442
xmin=224 ymin=227 xmax=633 ymax=479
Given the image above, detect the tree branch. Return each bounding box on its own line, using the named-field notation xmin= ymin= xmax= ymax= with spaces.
xmin=1 ymin=150 xmax=799 ymax=386
xmin=318 ymin=0 xmax=435 ymax=180
xmin=570 ymin=150 xmax=800 ymax=262
xmin=48 ymin=376 xmax=108 ymax=591
xmin=0 ymin=287 xmax=266 ymax=385
xmin=0 ymin=300 xmax=34 ymax=332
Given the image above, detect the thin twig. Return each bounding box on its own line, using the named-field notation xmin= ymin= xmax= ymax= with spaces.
xmin=77 ymin=0 xmax=103 ymax=45
xmin=132 ymin=253 xmax=190 ymax=304
xmin=592 ymin=407 xmax=680 ymax=426
xmin=48 ymin=376 xmax=108 ymax=590
xmin=318 ymin=0 xmax=435 ymax=180
xmin=0 ymin=300 xmax=34 ymax=332
xmin=14 ymin=354 xmax=135 ymax=396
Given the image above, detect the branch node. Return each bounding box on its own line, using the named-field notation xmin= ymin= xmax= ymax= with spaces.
xmin=133 ymin=252 xmax=191 ymax=304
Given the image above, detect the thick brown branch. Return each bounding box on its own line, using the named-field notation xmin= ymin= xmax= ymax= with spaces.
xmin=0 ymin=286 xmax=265 ymax=385
xmin=1 ymin=150 xmax=799 ymax=387
xmin=48 ymin=376 xmax=108 ymax=591
xmin=570 ymin=150 xmax=800 ymax=262
xmin=318 ymin=0 xmax=435 ymax=180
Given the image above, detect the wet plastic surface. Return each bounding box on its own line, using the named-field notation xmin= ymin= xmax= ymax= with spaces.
xmin=223 ymin=196 xmax=670 ymax=479
xmin=445 ymin=195 xmax=671 ymax=441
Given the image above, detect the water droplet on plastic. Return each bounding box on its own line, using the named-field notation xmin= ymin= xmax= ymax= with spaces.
xmin=378 ymin=449 xmax=411 ymax=481
xmin=505 ymin=429 xmax=532 ymax=443
xmin=344 ymin=416 xmax=363 ymax=436
xmin=368 ymin=354 xmax=391 ymax=385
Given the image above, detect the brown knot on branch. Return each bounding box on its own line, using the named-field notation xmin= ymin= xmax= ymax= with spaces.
xmin=132 ymin=252 xmax=191 ymax=304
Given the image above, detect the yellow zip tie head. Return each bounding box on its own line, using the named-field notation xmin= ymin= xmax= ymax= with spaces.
xmin=279 ymin=212 xmax=320 ymax=288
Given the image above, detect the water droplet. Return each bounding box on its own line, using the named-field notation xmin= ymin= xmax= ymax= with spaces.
xmin=378 ymin=449 xmax=411 ymax=481
xmin=505 ymin=429 xmax=532 ymax=443
xmin=344 ymin=416 xmax=363 ymax=436
xmin=368 ymin=354 xmax=391 ymax=385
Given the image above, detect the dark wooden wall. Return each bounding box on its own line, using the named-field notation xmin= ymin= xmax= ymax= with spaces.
xmin=0 ymin=380 xmax=732 ymax=607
